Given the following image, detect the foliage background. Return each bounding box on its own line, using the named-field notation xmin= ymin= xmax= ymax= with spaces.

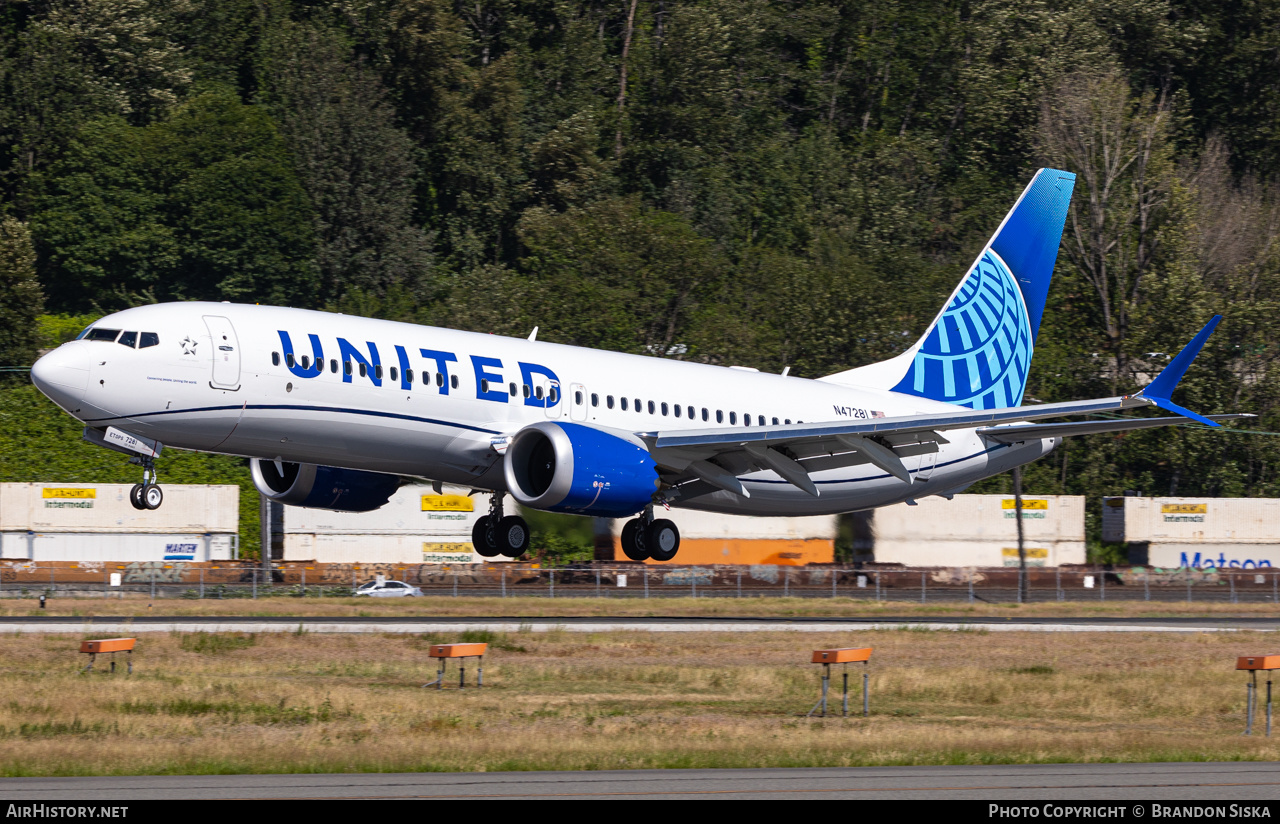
xmin=2 ymin=0 xmax=1280 ymax=561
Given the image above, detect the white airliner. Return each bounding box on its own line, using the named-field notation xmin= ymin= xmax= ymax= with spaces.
xmin=29 ymin=168 xmax=1243 ymax=561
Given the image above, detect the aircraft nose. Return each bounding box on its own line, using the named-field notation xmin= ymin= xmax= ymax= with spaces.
xmin=30 ymin=343 xmax=90 ymax=413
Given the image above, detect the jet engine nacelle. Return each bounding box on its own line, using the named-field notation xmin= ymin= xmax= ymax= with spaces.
xmin=504 ymin=421 xmax=659 ymax=517
xmin=250 ymin=459 xmax=400 ymax=512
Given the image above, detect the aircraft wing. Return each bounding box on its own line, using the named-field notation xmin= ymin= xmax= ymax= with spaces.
xmin=642 ymin=315 xmax=1243 ymax=500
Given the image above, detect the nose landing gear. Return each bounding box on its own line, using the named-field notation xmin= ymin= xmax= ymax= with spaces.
xmin=471 ymin=493 xmax=530 ymax=558
xmin=128 ymin=459 xmax=163 ymax=511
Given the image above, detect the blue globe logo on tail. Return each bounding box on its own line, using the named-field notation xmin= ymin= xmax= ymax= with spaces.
xmin=891 ymin=250 xmax=1032 ymax=409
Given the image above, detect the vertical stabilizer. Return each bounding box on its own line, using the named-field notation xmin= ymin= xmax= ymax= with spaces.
xmin=820 ymin=169 xmax=1076 ymax=409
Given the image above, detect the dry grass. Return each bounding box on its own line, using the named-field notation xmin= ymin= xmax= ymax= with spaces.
xmin=0 ymin=628 xmax=1275 ymax=775
xmin=6 ymin=595 xmax=1280 ymax=620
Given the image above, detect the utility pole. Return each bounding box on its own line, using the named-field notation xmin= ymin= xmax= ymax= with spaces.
xmin=1014 ymin=467 xmax=1027 ymax=603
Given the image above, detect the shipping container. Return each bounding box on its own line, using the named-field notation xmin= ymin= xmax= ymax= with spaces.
xmin=610 ymin=509 xmax=837 ymax=565
xmin=0 ymin=483 xmax=238 ymax=533
xmin=1106 ymin=497 xmax=1280 ymax=569
xmin=0 ymin=484 xmax=239 ymax=562
xmin=868 ymin=495 xmax=1086 ymax=567
xmin=282 ymin=485 xmax=500 ymax=564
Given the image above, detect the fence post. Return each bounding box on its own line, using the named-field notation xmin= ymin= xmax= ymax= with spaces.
xmin=920 ymin=570 xmax=926 ymax=604
xmin=737 ymin=569 xmax=741 ymax=598
xmin=1056 ymin=566 xmax=1062 ymax=602
xmin=644 ymin=568 xmax=649 ymax=599
xmin=784 ymin=566 xmax=789 ymax=597
xmin=1100 ymin=567 xmax=1106 ymax=601
xmin=501 ymin=568 xmax=507 ymax=598
xmin=252 ymin=567 xmax=257 ymax=599
xmin=596 ymin=567 xmax=601 ymax=598
xmin=200 ymin=567 xmax=204 ymax=600
xmin=1231 ymin=572 xmax=1237 ymax=604
xmin=1187 ymin=573 xmax=1192 ymax=603
xmin=550 ymin=568 xmax=555 ymax=598
xmin=453 ymin=570 xmax=458 ymax=597
xmin=832 ymin=569 xmax=837 ymax=599
xmin=691 ymin=568 xmax=697 ymax=599
xmin=1144 ymin=571 xmax=1149 ymax=602
xmin=876 ymin=571 xmax=881 ymax=602
xmin=968 ymin=576 xmax=974 ymax=604
xmin=150 ymin=567 xmax=155 ymax=600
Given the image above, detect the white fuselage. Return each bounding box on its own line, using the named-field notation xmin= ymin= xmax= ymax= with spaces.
xmin=32 ymin=302 xmax=1056 ymax=517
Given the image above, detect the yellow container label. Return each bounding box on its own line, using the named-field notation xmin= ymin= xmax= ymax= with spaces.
xmin=1002 ymin=547 xmax=1049 ymax=558
xmin=1161 ymin=503 xmax=1207 ymax=514
xmin=421 ymin=495 xmax=474 ymax=512
xmin=1001 ymin=498 xmax=1048 ymax=509
xmin=42 ymin=488 xmax=96 ymax=499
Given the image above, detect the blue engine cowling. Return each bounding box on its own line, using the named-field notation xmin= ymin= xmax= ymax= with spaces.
xmin=504 ymin=421 xmax=658 ymax=517
xmin=250 ymin=459 xmax=400 ymax=512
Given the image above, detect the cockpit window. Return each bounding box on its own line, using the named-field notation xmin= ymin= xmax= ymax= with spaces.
xmin=139 ymin=332 xmax=159 ymax=348
xmin=118 ymin=331 xmax=137 ymax=348
xmin=76 ymin=326 xmax=94 ymax=340
xmin=85 ymin=328 xmax=121 ymax=342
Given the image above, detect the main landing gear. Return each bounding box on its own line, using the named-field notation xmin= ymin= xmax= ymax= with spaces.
xmin=128 ymin=457 xmax=163 ymax=511
xmin=471 ymin=493 xmax=530 ymax=559
xmin=620 ymin=508 xmax=680 ymax=562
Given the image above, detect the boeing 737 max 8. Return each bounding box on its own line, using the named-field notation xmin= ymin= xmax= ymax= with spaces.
xmin=29 ymin=168 xmax=1246 ymax=561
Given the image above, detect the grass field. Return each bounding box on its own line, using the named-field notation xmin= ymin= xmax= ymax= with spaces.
xmin=0 ymin=626 xmax=1277 ymax=775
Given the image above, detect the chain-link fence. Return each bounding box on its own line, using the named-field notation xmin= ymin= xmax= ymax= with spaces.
xmin=1 ymin=562 xmax=1277 ymax=602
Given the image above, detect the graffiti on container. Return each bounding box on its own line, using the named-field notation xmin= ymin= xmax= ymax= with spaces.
xmin=807 ymin=568 xmax=831 ymax=584
xmin=663 ymin=569 xmax=714 ymax=586
xmin=931 ymin=568 xmax=987 ymax=585
xmin=1123 ymin=566 xmax=1220 ymax=584
xmin=76 ymin=561 xmax=105 ymax=572
xmin=749 ymin=565 xmax=779 ymax=584
xmin=123 ymin=562 xmax=187 ymax=584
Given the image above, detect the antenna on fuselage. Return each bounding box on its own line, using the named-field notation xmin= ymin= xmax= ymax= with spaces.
xmin=528 ymin=327 xmax=538 ymax=342
xmin=781 ymin=366 xmax=791 ymax=377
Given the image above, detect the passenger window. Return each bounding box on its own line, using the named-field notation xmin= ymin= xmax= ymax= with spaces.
xmin=389 ymin=366 xmax=398 ymax=382
xmin=117 ymin=331 xmax=137 ymax=348
xmin=535 ymin=386 xmax=544 ymax=400
xmin=86 ymin=328 xmax=121 ymax=342
xmin=744 ymin=414 xmax=751 ymax=426
xmin=286 ymin=353 xmax=296 ymax=368
xmin=607 ymin=395 xmax=615 ymax=409
xmin=772 ymin=417 xmax=779 ymax=426
xmin=673 ymin=404 xmax=680 ymax=417
xmin=140 ymin=332 xmax=159 ymax=348
xmin=548 ymin=387 xmax=558 ymax=403
xmin=510 ymin=382 xmax=517 ymax=396
xmin=272 ymin=352 xmax=280 ymax=366
xmin=729 ymin=412 xmax=737 ymax=425
xmin=451 ymin=375 xmax=458 ymax=389
xmin=784 ymin=419 xmax=791 ymax=425
xmin=702 ymin=408 xmax=709 ymax=421
xmin=481 ymin=379 xmax=489 ymax=393
xmin=330 ymin=359 xmax=338 ymax=373
xmin=575 ymin=391 xmax=583 ymax=405
xmin=358 ymin=363 xmax=367 ymax=378
xmin=436 ymin=373 xmax=444 ymax=387
xmin=300 ymin=355 xmax=310 ymax=369
xmin=374 ymin=365 xmax=383 ymax=380
xmin=523 ymin=384 xmax=530 ymax=398
xmin=591 ymin=393 xmax=599 ymax=407
xmin=620 ymin=398 xmax=628 ymax=411
xmin=688 ymin=406 xmax=695 ymax=420
xmin=634 ymin=398 xmax=641 ymax=412
xmin=717 ymin=410 xmax=724 ymax=423
xmin=406 ymin=369 xmax=413 ymax=384
xmin=344 ymin=361 xmax=352 ymax=376
xmin=647 ymin=401 xmax=655 ymax=414
xmin=759 ymin=416 xmax=766 ymax=426
xmin=661 ymin=403 xmax=669 ymax=416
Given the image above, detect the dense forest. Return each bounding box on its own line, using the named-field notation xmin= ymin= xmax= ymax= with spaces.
xmin=1 ymin=0 xmax=1279 ymax=560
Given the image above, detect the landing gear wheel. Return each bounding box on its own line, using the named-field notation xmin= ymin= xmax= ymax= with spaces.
xmin=141 ymin=484 xmax=163 ymax=510
xmin=472 ymin=516 xmax=501 ymax=557
xmin=647 ymin=519 xmax=679 ymax=562
xmin=497 ymin=516 xmax=530 ymax=558
xmin=620 ymin=519 xmax=649 ymax=561
xmin=129 ymin=484 xmax=146 ymax=510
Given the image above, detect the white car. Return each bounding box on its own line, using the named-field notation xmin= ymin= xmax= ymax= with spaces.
xmin=353 ymin=580 xmax=424 ymax=598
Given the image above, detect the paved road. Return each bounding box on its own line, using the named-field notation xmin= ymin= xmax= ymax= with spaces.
xmin=3 ymin=763 xmax=1280 ymax=800
xmin=0 ymin=615 xmax=1278 ymax=633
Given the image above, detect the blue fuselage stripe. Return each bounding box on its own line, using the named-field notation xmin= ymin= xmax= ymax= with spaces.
xmin=82 ymin=404 xmax=502 ymax=436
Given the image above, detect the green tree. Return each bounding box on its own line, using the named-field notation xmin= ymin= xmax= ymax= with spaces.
xmin=258 ymin=21 xmax=435 ymax=304
xmin=30 ymin=92 xmax=318 ymax=311
xmin=0 ymin=217 xmax=44 ymax=376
